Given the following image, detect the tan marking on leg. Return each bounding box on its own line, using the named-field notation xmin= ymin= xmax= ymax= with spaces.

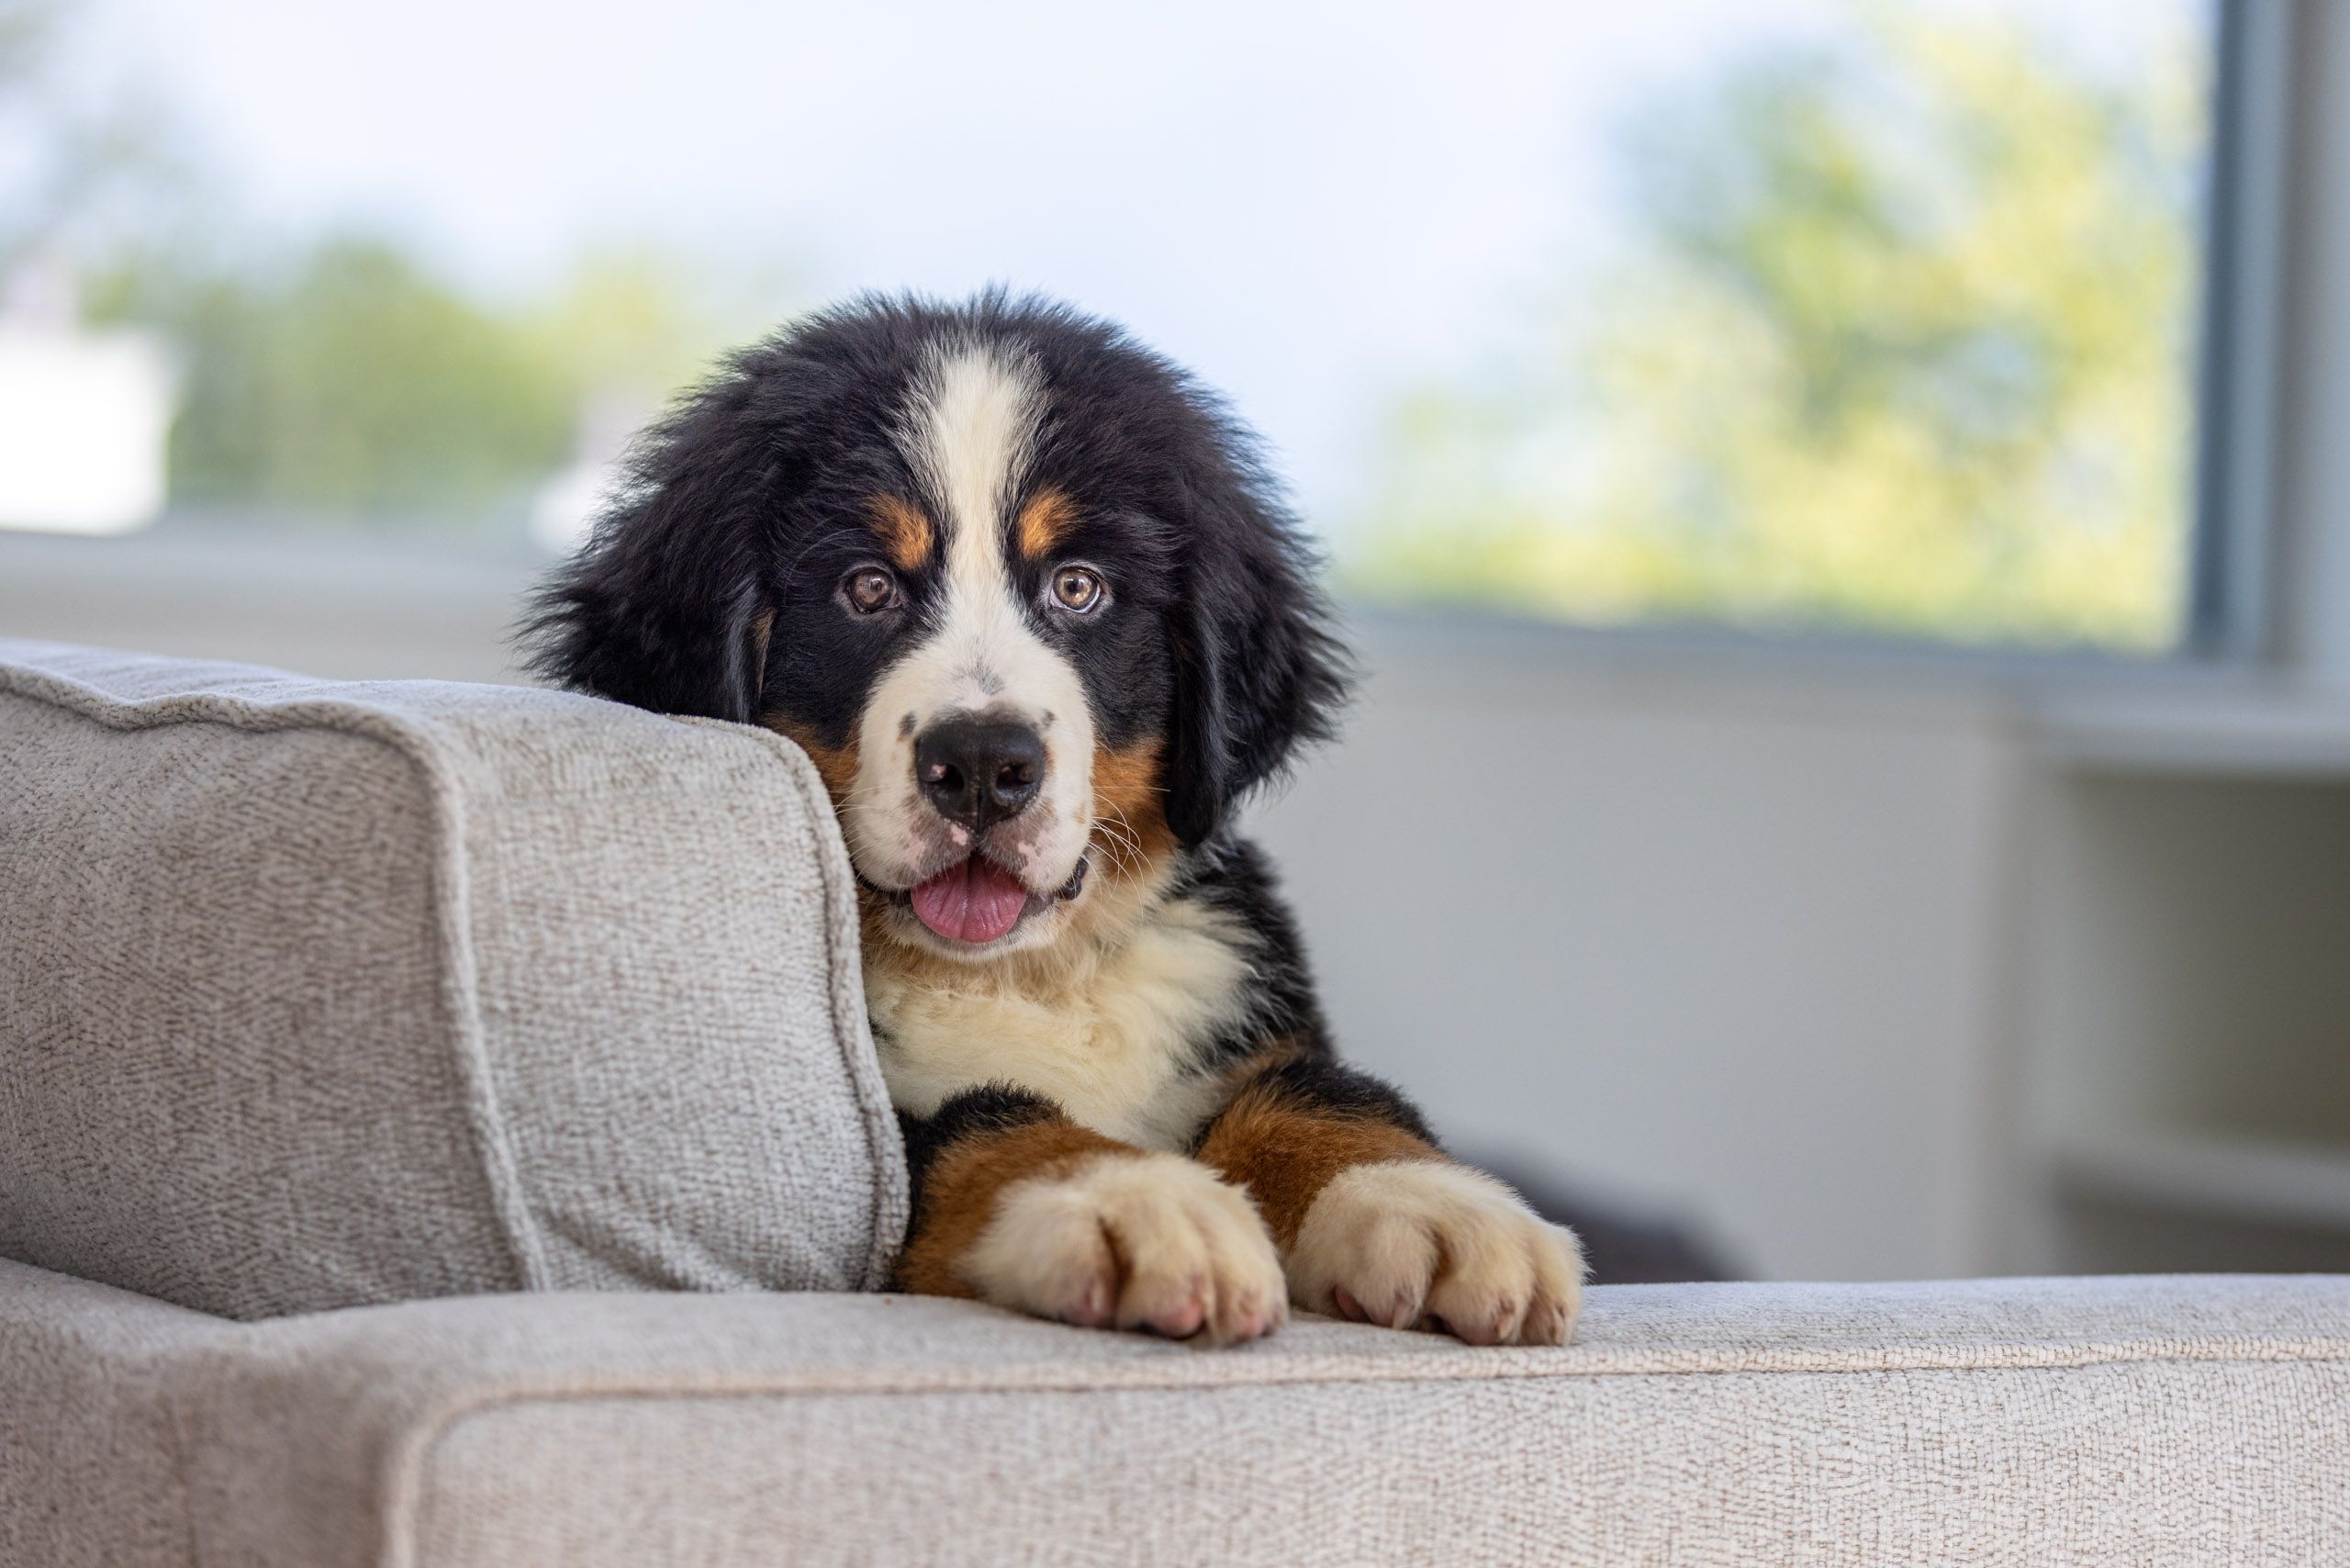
xmin=1015 ymin=489 xmax=1079 ymax=560
xmin=766 ymin=716 xmax=858 ymax=803
xmin=895 ymin=1118 xmax=1128 ymax=1296
xmin=1090 ymin=738 xmax=1177 ymax=883
xmin=1194 ymin=1080 xmax=1441 ymax=1249
xmin=870 ymin=494 xmax=935 ymax=574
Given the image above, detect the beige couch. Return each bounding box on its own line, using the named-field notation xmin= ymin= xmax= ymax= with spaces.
xmin=5 ymin=640 xmax=2346 ymax=1567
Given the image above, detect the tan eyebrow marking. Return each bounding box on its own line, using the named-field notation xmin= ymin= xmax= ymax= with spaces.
xmin=1014 ymin=489 xmax=1079 ymax=560
xmin=869 ymin=495 xmax=934 ymax=573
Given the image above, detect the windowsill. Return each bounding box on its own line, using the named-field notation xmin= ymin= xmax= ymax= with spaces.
xmin=1337 ymin=599 xmax=2327 ymax=722
xmin=0 ymin=520 xmax=544 ymax=591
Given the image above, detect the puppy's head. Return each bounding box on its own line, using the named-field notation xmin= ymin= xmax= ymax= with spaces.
xmin=528 ymin=293 xmax=1347 ymax=963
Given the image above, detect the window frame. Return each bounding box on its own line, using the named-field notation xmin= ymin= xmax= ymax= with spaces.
xmin=2187 ymin=0 xmax=2297 ymax=663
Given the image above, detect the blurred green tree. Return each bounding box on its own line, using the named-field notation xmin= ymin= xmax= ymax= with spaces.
xmin=522 ymin=250 xmax=744 ymax=409
xmin=85 ymin=241 xmax=759 ymax=528
xmin=1350 ymin=11 xmax=2206 ymax=649
xmin=95 ymin=241 xmax=573 ymax=518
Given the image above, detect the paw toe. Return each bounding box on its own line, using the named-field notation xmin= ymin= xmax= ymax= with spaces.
xmin=1125 ymin=1282 xmax=1206 ymax=1338
xmin=1288 ymin=1160 xmax=1587 ymax=1347
xmin=1523 ymin=1222 xmax=1586 ymax=1346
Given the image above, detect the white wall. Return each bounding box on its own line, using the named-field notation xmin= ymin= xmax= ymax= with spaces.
xmin=1250 ymin=620 xmax=2023 ymax=1280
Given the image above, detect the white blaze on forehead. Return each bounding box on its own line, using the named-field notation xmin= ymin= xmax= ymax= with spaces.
xmin=834 ymin=339 xmax=1097 ymax=913
xmin=894 ymin=342 xmax=1060 ymax=714
xmin=901 ymin=342 xmax=1041 ymax=585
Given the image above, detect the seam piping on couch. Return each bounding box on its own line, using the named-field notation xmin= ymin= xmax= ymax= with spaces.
xmin=159 ymin=1369 xmax=212 ymax=1568
xmin=376 ymin=1336 xmax=2350 ymax=1567
xmin=0 ymin=659 xmax=554 ymax=1297
xmin=669 ymin=715 xmax=912 ymax=1290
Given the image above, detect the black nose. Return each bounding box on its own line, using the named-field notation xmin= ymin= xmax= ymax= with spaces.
xmin=914 ymin=716 xmax=1046 ymax=831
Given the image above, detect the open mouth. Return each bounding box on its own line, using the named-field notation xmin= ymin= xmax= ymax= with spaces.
xmin=900 ymin=854 xmax=1089 ymax=946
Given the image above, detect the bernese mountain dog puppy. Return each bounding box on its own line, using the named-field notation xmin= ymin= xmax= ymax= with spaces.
xmin=528 ymin=292 xmax=1584 ymax=1347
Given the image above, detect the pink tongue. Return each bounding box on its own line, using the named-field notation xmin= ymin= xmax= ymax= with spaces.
xmin=909 ymin=857 xmax=1031 ymax=944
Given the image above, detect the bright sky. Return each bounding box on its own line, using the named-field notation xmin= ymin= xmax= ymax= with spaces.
xmin=75 ymin=0 xmax=2198 ymax=529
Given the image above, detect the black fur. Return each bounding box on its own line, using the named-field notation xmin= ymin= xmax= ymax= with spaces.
xmin=1215 ymin=1054 xmax=1440 ymax=1150
xmin=1181 ymin=837 xmax=1330 ymax=1054
xmin=524 ymin=290 xmax=1349 ymax=850
xmin=897 ymin=1084 xmax=1061 ymax=1200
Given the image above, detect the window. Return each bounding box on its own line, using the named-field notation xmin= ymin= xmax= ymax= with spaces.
xmin=2 ymin=0 xmax=2223 ymax=654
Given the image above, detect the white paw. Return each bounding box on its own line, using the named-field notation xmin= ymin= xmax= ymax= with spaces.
xmin=1285 ymin=1160 xmax=1585 ymax=1346
xmin=963 ymin=1151 xmax=1289 ymax=1346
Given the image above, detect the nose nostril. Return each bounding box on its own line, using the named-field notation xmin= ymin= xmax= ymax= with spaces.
xmin=914 ymin=717 xmax=1046 ymax=829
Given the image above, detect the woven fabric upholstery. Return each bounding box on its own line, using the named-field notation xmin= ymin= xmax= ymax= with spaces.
xmin=0 ymin=641 xmax=905 ymax=1319
xmin=2 ymin=1261 xmax=2344 ymax=1567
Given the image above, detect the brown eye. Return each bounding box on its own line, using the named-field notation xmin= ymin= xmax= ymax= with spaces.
xmin=1050 ymin=566 xmax=1106 ymax=614
xmin=844 ymin=567 xmax=900 ymax=615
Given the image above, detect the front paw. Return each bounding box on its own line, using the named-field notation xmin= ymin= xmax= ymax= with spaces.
xmin=962 ymin=1152 xmax=1288 ymax=1346
xmin=1285 ymin=1160 xmax=1585 ymax=1346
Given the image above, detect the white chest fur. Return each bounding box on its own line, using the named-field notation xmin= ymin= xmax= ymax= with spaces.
xmin=867 ymin=894 xmax=1259 ymax=1151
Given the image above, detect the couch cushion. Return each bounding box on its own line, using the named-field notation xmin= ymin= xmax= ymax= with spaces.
xmin=0 ymin=641 xmax=906 ymax=1319
xmin=5 ymin=1263 xmax=2346 ymax=1568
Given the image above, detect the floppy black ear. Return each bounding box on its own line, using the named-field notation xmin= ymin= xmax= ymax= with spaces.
xmin=1163 ymin=474 xmax=1351 ymax=848
xmin=521 ymin=384 xmax=782 ymax=722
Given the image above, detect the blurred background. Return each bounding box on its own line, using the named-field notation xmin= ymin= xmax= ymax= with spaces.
xmin=6 ymin=0 xmax=2347 ymax=1282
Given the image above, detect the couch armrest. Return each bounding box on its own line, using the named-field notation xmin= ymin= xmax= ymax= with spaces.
xmin=1 ymin=641 xmax=905 ymax=1318
xmin=7 ymin=1260 xmax=2345 ymax=1567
